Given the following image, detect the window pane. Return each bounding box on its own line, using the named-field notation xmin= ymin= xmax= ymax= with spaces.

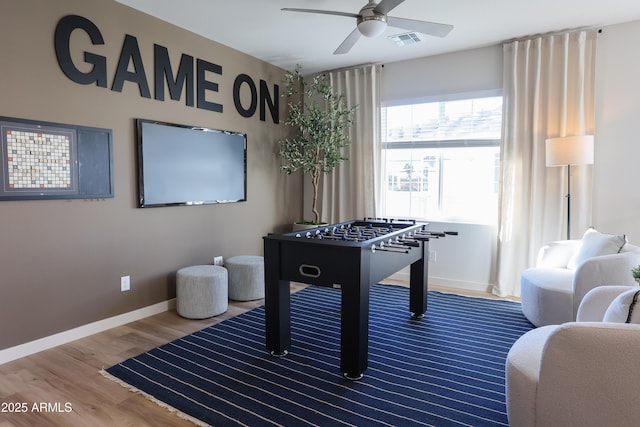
xmin=383 ymin=97 xmax=502 ymax=143
xmin=440 ymin=147 xmax=499 ymax=223
xmin=384 ymin=148 xmax=440 ymax=219
xmin=382 ymin=96 xmax=502 ymax=224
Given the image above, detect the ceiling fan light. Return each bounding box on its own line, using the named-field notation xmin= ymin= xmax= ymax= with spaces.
xmin=357 ymin=18 xmax=387 ymax=38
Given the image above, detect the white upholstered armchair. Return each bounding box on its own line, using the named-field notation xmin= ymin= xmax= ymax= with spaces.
xmin=520 ymin=228 xmax=640 ymax=327
xmin=506 ymin=285 xmax=640 ymax=427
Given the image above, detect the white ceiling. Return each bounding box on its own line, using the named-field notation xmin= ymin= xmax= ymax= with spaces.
xmin=115 ymin=0 xmax=640 ymax=74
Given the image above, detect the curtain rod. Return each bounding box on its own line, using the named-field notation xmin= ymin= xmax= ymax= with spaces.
xmin=315 ymin=62 xmax=381 ymax=76
xmin=503 ymin=25 xmax=602 ymax=45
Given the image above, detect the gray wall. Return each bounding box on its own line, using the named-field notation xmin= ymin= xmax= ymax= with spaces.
xmin=0 ymin=0 xmax=301 ymax=350
xmin=381 ymin=45 xmax=503 ymax=104
xmin=594 ymin=21 xmax=640 ymax=242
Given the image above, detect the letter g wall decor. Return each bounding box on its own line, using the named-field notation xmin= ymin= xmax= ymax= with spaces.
xmin=53 ymin=15 xmax=280 ymax=124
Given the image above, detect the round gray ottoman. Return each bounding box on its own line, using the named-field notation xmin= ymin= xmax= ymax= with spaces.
xmin=225 ymin=255 xmax=265 ymax=301
xmin=176 ymin=265 xmax=228 ymax=319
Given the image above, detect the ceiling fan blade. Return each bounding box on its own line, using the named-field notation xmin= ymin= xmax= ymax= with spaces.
xmin=281 ymin=8 xmax=359 ymax=19
xmin=387 ymin=16 xmax=453 ymax=38
xmin=334 ymin=28 xmax=362 ymax=55
xmin=373 ymin=0 xmax=405 ymax=15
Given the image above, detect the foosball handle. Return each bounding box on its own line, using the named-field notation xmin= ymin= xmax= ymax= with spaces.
xmin=444 ymin=231 xmax=459 ymax=235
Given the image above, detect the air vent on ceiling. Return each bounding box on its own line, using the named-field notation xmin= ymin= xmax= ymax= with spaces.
xmin=388 ymin=32 xmax=423 ymax=46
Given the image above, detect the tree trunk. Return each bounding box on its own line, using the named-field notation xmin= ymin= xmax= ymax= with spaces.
xmin=311 ymin=168 xmax=321 ymax=224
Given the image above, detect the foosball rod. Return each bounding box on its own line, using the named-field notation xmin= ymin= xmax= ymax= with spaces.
xmin=371 ymin=245 xmax=410 ymax=254
xmin=413 ymin=231 xmax=459 ymax=239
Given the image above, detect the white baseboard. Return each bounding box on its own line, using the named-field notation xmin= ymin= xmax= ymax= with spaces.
xmin=386 ymin=272 xmax=491 ymax=294
xmin=0 ymin=299 xmax=176 ymax=366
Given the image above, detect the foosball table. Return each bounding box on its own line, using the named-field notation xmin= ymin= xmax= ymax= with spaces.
xmin=263 ymin=218 xmax=457 ymax=380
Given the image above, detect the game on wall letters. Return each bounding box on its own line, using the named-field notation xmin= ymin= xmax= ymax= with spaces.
xmin=54 ymin=15 xmax=280 ymax=124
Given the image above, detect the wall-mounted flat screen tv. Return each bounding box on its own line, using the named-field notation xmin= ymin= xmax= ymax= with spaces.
xmin=136 ymin=119 xmax=247 ymax=208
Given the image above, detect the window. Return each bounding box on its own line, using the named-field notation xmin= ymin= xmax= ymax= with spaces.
xmin=382 ymin=96 xmax=502 ymax=224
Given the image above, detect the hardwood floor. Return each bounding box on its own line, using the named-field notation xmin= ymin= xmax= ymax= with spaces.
xmin=0 ymin=283 xmax=514 ymax=426
xmin=0 ymin=298 xmax=269 ymax=427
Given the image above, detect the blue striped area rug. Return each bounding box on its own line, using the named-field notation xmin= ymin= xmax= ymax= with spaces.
xmin=104 ymin=284 xmax=532 ymax=426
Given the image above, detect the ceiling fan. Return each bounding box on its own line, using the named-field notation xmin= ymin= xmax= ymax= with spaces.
xmin=281 ymin=0 xmax=453 ymax=55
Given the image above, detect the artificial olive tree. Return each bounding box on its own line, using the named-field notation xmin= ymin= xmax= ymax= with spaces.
xmin=279 ymin=66 xmax=357 ymax=224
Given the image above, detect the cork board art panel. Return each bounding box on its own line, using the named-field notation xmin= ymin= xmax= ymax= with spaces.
xmin=0 ymin=117 xmax=113 ymax=200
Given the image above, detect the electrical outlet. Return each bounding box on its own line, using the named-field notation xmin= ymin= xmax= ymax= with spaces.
xmin=429 ymin=250 xmax=437 ymax=262
xmin=121 ymin=275 xmax=131 ymax=292
xmin=213 ymin=256 xmax=224 ymax=266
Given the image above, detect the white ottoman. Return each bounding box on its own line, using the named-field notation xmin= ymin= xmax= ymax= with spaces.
xmin=225 ymin=255 xmax=265 ymax=301
xmin=176 ymin=265 xmax=228 ymax=319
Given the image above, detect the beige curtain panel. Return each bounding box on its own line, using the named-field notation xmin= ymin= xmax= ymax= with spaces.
xmin=495 ymin=29 xmax=597 ymax=297
xmin=319 ymin=64 xmax=382 ymax=223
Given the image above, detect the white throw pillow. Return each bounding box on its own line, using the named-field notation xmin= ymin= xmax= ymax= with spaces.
xmin=604 ymin=288 xmax=640 ymax=323
xmin=566 ymin=228 xmax=626 ymax=270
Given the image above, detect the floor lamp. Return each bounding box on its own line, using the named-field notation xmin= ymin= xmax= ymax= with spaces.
xmin=545 ymin=135 xmax=594 ymax=240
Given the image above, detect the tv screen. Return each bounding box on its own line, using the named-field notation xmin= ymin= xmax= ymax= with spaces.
xmin=136 ymin=119 xmax=247 ymax=208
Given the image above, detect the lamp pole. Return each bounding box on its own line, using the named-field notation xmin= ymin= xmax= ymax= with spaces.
xmin=566 ymin=164 xmax=572 ymax=240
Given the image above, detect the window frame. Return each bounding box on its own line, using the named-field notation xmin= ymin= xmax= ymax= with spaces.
xmin=381 ymin=94 xmax=503 ymax=224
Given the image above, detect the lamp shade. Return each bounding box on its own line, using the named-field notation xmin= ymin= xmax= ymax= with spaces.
xmin=357 ymin=18 xmax=387 ymax=38
xmin=545 ymin=135 xmax=594 ymax=166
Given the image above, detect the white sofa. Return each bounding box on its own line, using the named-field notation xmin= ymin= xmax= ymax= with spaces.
xmin=520 ymin=229 xmax=640 ymax=327
xmin=506 ymin=285 xmax=640 ymax=427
